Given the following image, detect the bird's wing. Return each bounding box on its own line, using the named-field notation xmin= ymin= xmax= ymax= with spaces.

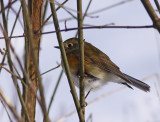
xmin=83 ymin=42 xmax=133 ymax=83
xmin=72 ymin=42 xmax=130 ymax=82
xmin=84 ymin=42 xmax=121 ymax=74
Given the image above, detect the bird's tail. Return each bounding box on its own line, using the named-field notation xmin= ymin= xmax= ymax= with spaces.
xmin=122 ymin=73 xmax=150 ymax=92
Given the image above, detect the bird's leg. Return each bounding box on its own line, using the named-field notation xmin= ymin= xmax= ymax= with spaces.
xmin=85 ymin=88 xmax=92 ymax=99
xmin=80 ymin=88 xmax=92 ymax=107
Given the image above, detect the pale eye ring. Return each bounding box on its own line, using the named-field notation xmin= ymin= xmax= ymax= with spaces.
xmin=67 ymin=43 xmax=73 ymax=48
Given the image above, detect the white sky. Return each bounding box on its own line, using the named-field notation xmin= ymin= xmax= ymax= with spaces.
xmin=0 ymin=0 xmax=160 ymax=122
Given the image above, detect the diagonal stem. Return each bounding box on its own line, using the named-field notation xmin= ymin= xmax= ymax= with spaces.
xmin=50 ymin=0 xmax=84 ymax=121
xmin=141 ymin=0 xmax=160 ymax=33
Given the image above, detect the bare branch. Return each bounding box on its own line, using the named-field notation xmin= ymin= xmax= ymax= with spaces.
xmin=141 ymin=0 xmax=160 ymax=33
xmin=154 ymin=0 xmax=160 ymax=14
xmin=0 ymin=0 xmax=18 ymax=13
xmin=77 ymin=0 xmax=85 ymax=120
xmin=48 ymin=70 xmax=63 ymax=113
xmin=0 ymin=64 xmax=20 ymax=79
xmin=50 ymin=0 xmax=84 ymax=121
xmin=0 ymin=25 xmax=154 ymax=39
xmin=37 ymin=0 xmax=68 ymax=33
xmin=0 ymin=98 xmax=13 ymax=122
xmin=0 ymin=89 xmax=22 ymax=122
xmin=21 ymin=0 xmax=50 ymax=121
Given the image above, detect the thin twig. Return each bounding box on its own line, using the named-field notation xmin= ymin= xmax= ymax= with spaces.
xmin=0 ymin=25 xmax=154 ymax=39
xmin=7 ymin=33 xmax=42 ymax=107
xmin=11 ymin=61 xmax=27 ymax=87
xmin=43 ymin=1 xmax=49 ymax=22
xmin=2 ymin=31 xmax=42 ymax=110
xmin=154 ymin=0 xmax=160 ymax=14
xmin=86 ymin=114 xmax=92 ymax=122
xmin=40 ymin=64 xmax=60 ymax=76
xmin=56 ymin=1 xmax=77 ymax=19
xmin=89 ymin=0 xmax=133 ymax=15
xmin=0 ymin=0 xmax=18 ymax=13
xmin=37 ymin=0 xmax=68 ymax=33
xmin=83 ymin=0 xmax=92 ymax=20
xmin=6 ymin=0 xmax=12 ymax=22
xmin=54 ymin=1 xmax=98 ymax=19
xmin=1 ymin=2 xmax=30 ymax=120
xmin=0 ymin=89 xmax=22 ymax=122
xmin=0 ymin=64 xmax=20 ymax=79
xmin=0 ymin=23 xmax=31 ymax=122
xmin=0 ymin=6 xmax=22 ymax=75
xmin=58 ymin=0 xmax=133 ymax=23
xmin=0 ymin=98 xmax=13 ymax=122
xmin=48 ymin=70 xmax=63 ymax=113
xmin=10 ymin=7 xmax=23 ymax=28
xmin=0 ymin=6 xmax=22 ymax=73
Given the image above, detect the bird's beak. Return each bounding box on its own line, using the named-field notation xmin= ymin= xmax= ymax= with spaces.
xmin=54 ymin=46 xmax=60 ymax=49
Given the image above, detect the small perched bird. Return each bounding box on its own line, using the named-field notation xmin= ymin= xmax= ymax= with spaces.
xmin=55 ymin=38 xmax=150 ymax=92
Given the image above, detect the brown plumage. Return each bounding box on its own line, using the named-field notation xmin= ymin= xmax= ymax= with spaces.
xmin=57 ymin=38 xmax=150 ymax=92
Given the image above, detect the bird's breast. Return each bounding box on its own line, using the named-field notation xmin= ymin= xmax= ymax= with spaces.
xmin=67 ymin=53 xmax=79 ymax=75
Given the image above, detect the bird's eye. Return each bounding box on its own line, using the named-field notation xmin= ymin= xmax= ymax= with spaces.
xmin=67 ymin=43 xmax=73 ymax=48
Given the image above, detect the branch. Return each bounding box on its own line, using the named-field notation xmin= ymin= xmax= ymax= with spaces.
xmin=0 ymin=23 xmax=31 ymax=122
xmin=40 ymin=64 xmax=60 ymax=76
xmin=0 ymin=89 xmax=22 ymax=122
xmin=0 ymin=64 xmax=20 ymax=79
xmin=0 ymin=25 xmax=154 ymax=39
xmin=75 ymin=0 xmax=93 ymax=37
xmin=77 ymin=0 xmax=85 ymax=121
xmin=0 ymin=1 xmax=31 ymax=121
xmin=154 ymin=0 xmax=160 ymax=14
xmin=21 ymin=0 xmax=50 ymax=121
xmin=0 ymin=6 xmax=22 ymax=73
xmin=48 ymin=70 xmax=63 ymax=113
xmin=58 ymin=0 xmax=133 ymax=23
xmin=50 ymin=0 xmax=84 ymax=121
xmin=37 ymin=0 xmax=68 ymax=33
xmin=0 ymin=0 xmax=18 ymax=13
xmin=0 ymin=98 xmax=13 ymax=122
xmin=141 ymin=0 xmax=160 ymax=33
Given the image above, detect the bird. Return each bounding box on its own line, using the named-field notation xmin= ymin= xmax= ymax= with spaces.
xmin=55 ymin=37 xmax=150 ymax=92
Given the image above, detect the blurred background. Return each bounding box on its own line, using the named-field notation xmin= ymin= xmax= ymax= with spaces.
xmin=0 ymin=0 xmax=160 ymax=122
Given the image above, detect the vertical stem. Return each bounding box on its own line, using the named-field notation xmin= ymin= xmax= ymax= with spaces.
xmin=43 ymin=1 xmax=49 ymax=22
xmin=23 ymin=15 xmax=28 ymax=119
xmin=50 ymin=0 xmax=84 ymax=121
xmin=21 ymin=0 xmax=37 ymax=121
xmin=77 ymin=0 xmax=85 ymax=121
xmin=75 ymin=0 xmax=92 ymax=37
xmin=1 ymin=0 xmax=8 ymax=33
xmin=21 ymin=0 xmax=49 ymax=121
xmin=0 ymin=1 xmax=30 ymax=121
